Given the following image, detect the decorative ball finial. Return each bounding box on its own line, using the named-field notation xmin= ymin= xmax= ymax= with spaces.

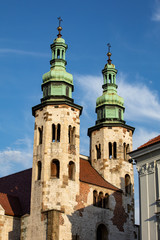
xmin=57 ymin=17 xmax=63 ymax=38
xmin=107 ymin=43 xmax=112 ymax=65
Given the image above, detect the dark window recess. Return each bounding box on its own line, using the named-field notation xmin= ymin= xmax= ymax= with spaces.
xmin=113 ymin=142 xmax=117 ymax=158
xmin=98 ymin=192 xmax=103 ymax=208
xmin=109 ymin=142 xmax=112 ymax=159
xmin=57 ymin=124 xmax=61 ymax=142
xmin=66 ymin=86 xmax=69 ymax=97
xmin=103 ymin=193 xmax=109 ymax=209
xmin=125 ymin=174 xmax=131 ymax=195
xmin=96 ymin=224 xmax=108 ymax=240
xmin=119 ymin=109 xmax=122 ymax=120
xmin=37 ymin=161 xmax=42 ymax=180
xmin=51 ymin=160 xmax=60 ymax=178
xmin=57 ymin=49 xmax=60 ymax=59
xmin=52 ymin=124 xmax=56 ymax=142
xmin=96 ymin=144 xmax=101 ymax=160
xmin=38 ymin=127 xmax=43 ymax=145
xmin=93 ymin=190 xmax=98 ymax=206
xmin=68 ymin=161 xmax=75 ymax=180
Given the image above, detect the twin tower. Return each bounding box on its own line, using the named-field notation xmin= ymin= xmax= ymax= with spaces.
xmin=27 ymin=24 xmax=135 ymax=240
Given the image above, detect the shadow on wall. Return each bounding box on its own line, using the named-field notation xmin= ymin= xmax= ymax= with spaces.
xmin=66 ymin=188 xmax=136 ymax=240
xmin=8 ymin=217 xmax=21 ymax=240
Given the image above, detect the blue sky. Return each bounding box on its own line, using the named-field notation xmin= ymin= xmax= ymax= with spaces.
xmin=1 ymin=0 xmax=160 ymax=224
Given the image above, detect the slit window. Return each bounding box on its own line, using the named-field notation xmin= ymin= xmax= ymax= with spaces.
xmin=66 ymin=86 xmax=69 ymax=97
xmin=37 ymin=161 xmax=42 ymax=180
xmin=113 ymin=142 xmax=117 ymax=158
xmin=57 ymin=124 xmax=61 ymax=142
xmin=38 ymin=127 xmax=43 ymax=145
xmin=68 ymin=161 xmax=75 ymax=180
xmin=109 ymin=142 xmax=112 ymax=159
xmin=125 ymin=174 xmax=131 ymax=195
xmin=57 ymin=49 xmax=60 ymax=59
xmin=96 ymin=144 xmax=101 ymax=160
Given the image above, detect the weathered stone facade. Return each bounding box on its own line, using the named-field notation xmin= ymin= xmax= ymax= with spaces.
xmin=0 ymin=26 xmax=137 ymax=240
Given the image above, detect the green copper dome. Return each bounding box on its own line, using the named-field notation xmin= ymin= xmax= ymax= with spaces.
xmin=41 ymin=26 xmax=74 ymax=103
xmin=96 ymin=50 xmax=125 ymax=125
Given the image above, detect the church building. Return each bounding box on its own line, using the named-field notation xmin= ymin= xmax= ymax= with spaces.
xmin=0 ymin=22 xmax=136 ymax=240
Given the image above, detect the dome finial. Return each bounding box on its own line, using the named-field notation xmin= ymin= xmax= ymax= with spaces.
xmin=107 ymin=43 xmax=112 ymax=65
xmin=57 ymin=17 xmax=63 ymax=38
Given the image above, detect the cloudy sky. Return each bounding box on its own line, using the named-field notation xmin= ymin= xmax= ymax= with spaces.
xmin=1 ymin=0 xmax=160 ymax=224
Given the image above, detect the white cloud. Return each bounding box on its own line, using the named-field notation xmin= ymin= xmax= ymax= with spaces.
xmin=0 ymin=137 xmax=33 ymax=177
xmin=152 ymin=0 xmax=160 ymax=21
xmin=0 ymin=48 xmax=49 ymax=57
xmin=133 ymin=127 xmax=159 ymax=150
xmin=75 ymin=73 xmax=160 ymax=123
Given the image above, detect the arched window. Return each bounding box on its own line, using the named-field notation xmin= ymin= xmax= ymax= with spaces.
xmin=38 ymin=126 xmax=43 ymax=145
xmin=37 ymin=161 xmax=42 ymax=180
xmin=68 ymin=125 xmax=76 ymax=145
xmin=68 ymin=161 xmax=75 ymax=180
xmin=103 ymin=193 xmax=109 ymax=209
xmin=109 ymin=142 xmax=112 ymax=159
xmin=51 ymin=160 xmax=60 ymax=178
xmin=109 ymin=74 xmax=112 ymax=83
xmin=125 ymin=174 xmax=131 ymax=195
xmin=98 ymin=192 xmax=103 ymax=208
xmin=93 ymin=190 xmax=98 ymax=206
xmin=97 ymin=224 xmax=108 ymax=240
xmin=52 ymin=124 xmax=61 ymax=142
xmin=66 ymin=86 xmax=69 ymax=97
xmin=113 ymin=142 xmax=117 ymax=159
xmin=57 ymin=124 xmax=61 ymax=142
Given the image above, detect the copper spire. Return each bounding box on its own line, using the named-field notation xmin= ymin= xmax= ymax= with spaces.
xmin=107 ymin=43 xmax=112 ymax=64
xmin=57 ymin=17 xmax=63 ymax=38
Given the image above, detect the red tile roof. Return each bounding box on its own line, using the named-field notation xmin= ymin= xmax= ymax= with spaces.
xmin=0 ymin=193 xmax=22 ymax=217
xmin=80 ymin=158 xmax=121 ymax=192
xmin=138 ymin=135 xmax=160 ymax=150
xmin=0 ymin=168 xmax=32 ymax=216
xmin=0 ymin=158 xmax=121 ymax=217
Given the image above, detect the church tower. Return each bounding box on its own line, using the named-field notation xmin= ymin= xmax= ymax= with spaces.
xmin=29 ymin=20 xmax=82 ymax=239
xmin=88 ymin=45 xmax=135 ymax=193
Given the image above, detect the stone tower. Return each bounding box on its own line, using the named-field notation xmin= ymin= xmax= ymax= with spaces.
xmin=88 ymin=46 xmax=135 ymax=193
xmin=29 ymin=22 xmax=82 ymax=239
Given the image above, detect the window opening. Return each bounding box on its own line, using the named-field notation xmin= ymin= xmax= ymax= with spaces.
xmin=57 ymin=49 xmax=60 ymax=59
xmin=51 ymin=160 xmax=60 ymax=178
xmin=103 ymin=193 xmax=109 ymax=209
xmin=119 ymin=109 xmax=122 ymax=120
xmin=97 ymin=224 xmax=108 ymax=240
xmin=68 ymin=161 xmax=75 ymax=180
xmin=93 ymin=190 xmax=98 ymax=206
xmin=68 ymin=125 xmax=71 ymax=144
xmin=57 ymin=124 xmax=61 ymax=142
xmin=113 ymin=142 xmax=117 ymax=159
xmin=37 ymin=161 xmax=42 ymax=180
xmin=96 ymin=144 xmax=101 ymax=160
xmin=52 ymin=124 xmax=56 ymax=142
xmin=66 ymin=86 xmax=69 ymax=97
xmin=98 ymin=192 xmax=103 ymax=208
xmin=125 ymin=174 xmax=131 ymax=195
xmin=109 ymin=74 xmax=112 ymax=83
xmin=109 ymin=142 xmax=112 ymax=159
xmin=38 ymin=127 xmax=43 ymax=145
